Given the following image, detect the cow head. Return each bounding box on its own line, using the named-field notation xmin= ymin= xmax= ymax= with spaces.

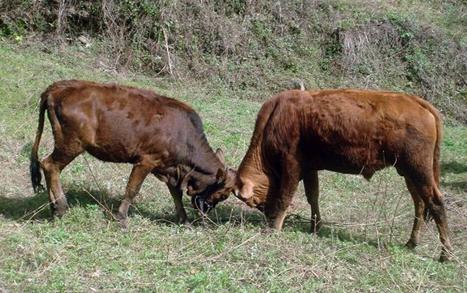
xmin=169 ymin=148 xmax=233 ymax=214
xmin=190 ymin=167 xmax=237 ymax=213
xmin=193 ymin=167 xmax=271 ymax=214
xmin=189 ymin=149 xmax=264 ymax=213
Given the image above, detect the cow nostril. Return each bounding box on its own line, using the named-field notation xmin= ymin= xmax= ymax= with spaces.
xmin=193 ymin=196 xmax=212 ymax=214
xmin=193 ymin=196 xmax=202 ymax=208
xmin=202 ymin=201 xmax=212 ymax=214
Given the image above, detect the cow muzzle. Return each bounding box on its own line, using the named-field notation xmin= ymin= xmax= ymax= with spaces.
xmin=192 ymin=195 xmax=213 ymax=214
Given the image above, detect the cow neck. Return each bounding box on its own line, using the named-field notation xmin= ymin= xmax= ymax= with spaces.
xmin=186 ymin=134 xmax=223 ymax=176
xmin=238 ymin=141 xmax=270 ymax=204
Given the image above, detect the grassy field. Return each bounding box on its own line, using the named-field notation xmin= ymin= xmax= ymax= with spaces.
xmin=0 ymin=42 xmax=466 ymax=292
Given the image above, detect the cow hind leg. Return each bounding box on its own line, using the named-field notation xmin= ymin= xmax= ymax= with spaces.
xmin=303 ymin=170 xmax=321 ymax=233
xmin=41 ymin=147 xmax=83 ymax=217
xmin=117 ymin=164 xmax=153 ymax=230
xmin=409 ymin=176 xmax=453 ymax=261
xmin=430 ymin=185 xmax=453 ymax=262
xmin=264 ymin=155 xmax=300 ymax=230
xmin=404 ymin=177 xmax=425 ymax=249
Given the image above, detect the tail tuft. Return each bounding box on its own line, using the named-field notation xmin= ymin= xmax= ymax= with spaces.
xmin=30 ymin=91 xmax=48 ymax=193
xmin=30 ymin=157 xmax=44 ymax=192
xmin=423 ymin=206 xmax=434 ymax=222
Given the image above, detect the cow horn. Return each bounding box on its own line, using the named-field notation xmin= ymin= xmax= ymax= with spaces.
xmin=179 ymin=166 xmax=194 ymax=191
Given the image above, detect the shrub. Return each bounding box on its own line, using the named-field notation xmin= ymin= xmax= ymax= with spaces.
xmin=0 ymin=0 xmax=465 ymax=121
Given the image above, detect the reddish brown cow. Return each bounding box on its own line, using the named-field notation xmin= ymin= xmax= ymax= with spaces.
xmin=30 ymin=80 xmax=227 ymax=228
xmin=198 ymin=89 xmax=453 ymax=261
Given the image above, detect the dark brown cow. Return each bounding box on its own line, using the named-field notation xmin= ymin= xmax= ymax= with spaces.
xmin=197 ymin=89 xmax=453 ymax=261
xmin=30 ymin=80 xmax=226 ymax=228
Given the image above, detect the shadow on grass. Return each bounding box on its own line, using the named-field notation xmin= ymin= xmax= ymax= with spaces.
xmin=440 ymin=161 xmax=467 ymax=192
xmin=0 ymin=185 xmax=266 ymax=227
xmin=285 ymin=216 xmax=388 ymax=249
xmin=0 ymin=192 xmax=51 ymax=220
xmin=134 ymin=201 xmax=267 ymax=228
xmin=0 ymin=187 xmax=408 ymax=249
xmin=441 ymin=161 xmax=467 ymax=174
xmin=0 ymin=186 xmax=121 ymax=221
xmin=445 ymin=180 xmax=467 ymax=191
xmin=119 ymin=194 xmax=412 ymax=249
xmin=189 ymin=204 xmax=397 ymax=249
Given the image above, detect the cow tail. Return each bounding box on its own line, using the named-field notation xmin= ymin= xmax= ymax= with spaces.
xmin=426 ymin=106 xmax=443 ymax=222
xmin=415 ymin=98 xmax=443 ymax=221
xmin=432 ymin=112 xmax=442 ymax=188
xmin=421 ymin=99 xmax=443 ymax=187
xmin=30 ymin=91 xmax=48 ymax=192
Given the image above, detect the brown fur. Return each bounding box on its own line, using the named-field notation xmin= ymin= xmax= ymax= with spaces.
xmin=202 ymin=89 xmax=452 ymax=261
xmin=30 ymin=80 xmax=226 ymax=227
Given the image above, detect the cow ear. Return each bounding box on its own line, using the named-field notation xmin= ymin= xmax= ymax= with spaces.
xmin=226 ymin=168 xmax=238 ymax=185
xmin=216 ymin=168 xmax=227 ymax=183
xmin=215 ymin=148 xmax=225 ymax=166
xmin=187 ymin=185 xmax=195 ymax=195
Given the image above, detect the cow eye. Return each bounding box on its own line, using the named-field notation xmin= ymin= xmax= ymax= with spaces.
xmin=189 ymin=180 xmax=199 ymax=190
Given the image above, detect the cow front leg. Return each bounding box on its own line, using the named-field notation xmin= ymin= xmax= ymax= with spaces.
xmin=167 ymin=184 xmax=189 ymax=224
xmin=304 ymin=170 xmax=321 ymax=233
xmin=117 ymin=163 xmax=152 ymax=230
xmin=264 ymin=154 xmax=300 ymax=230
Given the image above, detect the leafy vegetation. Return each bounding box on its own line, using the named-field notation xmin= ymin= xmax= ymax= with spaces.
xmin=1 ymin=0 xmax=466 ymax=120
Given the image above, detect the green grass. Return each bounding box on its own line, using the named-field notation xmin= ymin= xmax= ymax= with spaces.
xmin=0 ymin=42 xmax=466 ymax=292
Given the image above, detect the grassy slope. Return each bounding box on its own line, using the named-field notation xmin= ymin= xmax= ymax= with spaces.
xmin=0 ymin=43 xmax=466 ymax=292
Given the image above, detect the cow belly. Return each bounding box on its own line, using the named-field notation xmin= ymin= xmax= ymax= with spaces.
xmin=83 ymin=110 xmax=160 ymax=163
xmin=320 ymin=164 xmax=380 ymax=179
xmin=85 ymin=144 xmax=137 ymax=163
xmin=305 ymin=146 xmax=390 ymax=179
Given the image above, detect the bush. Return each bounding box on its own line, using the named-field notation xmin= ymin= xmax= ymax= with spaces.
xmin=0 ymin=0 xmax=465 ymax=121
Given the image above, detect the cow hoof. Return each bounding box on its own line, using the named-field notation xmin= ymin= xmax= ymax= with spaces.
xmin=439 ymin=254 xmax=450 ymax=262
xmin=262 ymin=226 xmax=278 ymax=234
xmin=405 ymin=240 xmax=417 ymax=250
xmin=34 ymin=184 xmax=45 ymax=193
xmin=52 ymin=203 xmax=69 ymax=218
xmin=310 ymin=222 xmax=322 ymax=234
xmin=177 ymin=216 xmax=189 ymax=226
xmin=119 ymin=222 xmax=129 ymax=232
xmin=117 ymin=216 xmax=129 ymax=231
xmin=55 ymin=209 xmax=68 ymax=218
xmin=439 ymin=250 xmax=452 ymax=262
xmin=178 ymin=218 xmax=191 ymax=226
xmin=180 ymin=222 xmax=193 ymax=229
